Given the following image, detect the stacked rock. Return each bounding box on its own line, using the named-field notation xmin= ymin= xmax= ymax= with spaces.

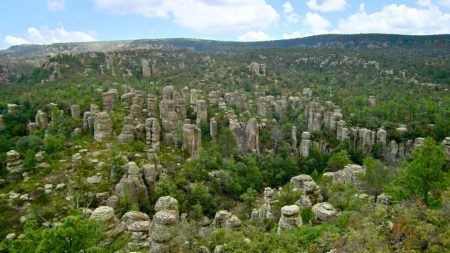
xmin=291 ymin=126 xmax=297 ymax=153
xmin=35 ymin=110 xmax=48 ymax=129
xmin=121 ymin=211 xmax=151 ymax=250
xmin=251 ymin=187 xmax=276 ymax=222
xmin=196 ymin=100 xmax=207 ymax=126
xmin=71 ymin=104 xmax=81 ymax=118
xmin=150 ymin=196 xmax=180 ymax=253
xmin=118 ymin=115 xmax=135 ymax=144
xmin=6 ymin=150 xmax=23 ymax=175
xmin=145 ymin=118 xmax=161 ymax=151
xmin=323 ymin=164 xmax=366 ymax=187
xmin=291 ymin=174 xmax=323 ymax=206
xmin=147 ymin=94 xmax=158 ymax=118
xmin=278 ymin=205 xmax=302 ymax=233
xmin=114 ymin=162 xmax=149 ymax=209
xmin=257 ymin=96 xmax=273 ymax=116
xmin=102 ymin=91 xmax=115 ymax=111
xmin=182 ymin=123 xmax=201 ymax=158
xmin=94 ymin=112 xmax=112 ymax=142
xmin=300 ymin=131 xmax=312 ymax=157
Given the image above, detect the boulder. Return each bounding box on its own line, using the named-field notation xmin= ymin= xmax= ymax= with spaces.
xmin=312 ymin=202 xmax=337 ymax=222
xmin=278 ymin=205 xmax=302 ymax=233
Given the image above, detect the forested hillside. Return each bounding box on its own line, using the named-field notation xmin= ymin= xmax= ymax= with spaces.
xmin=0 ymin=35 xmax=448 ymax=252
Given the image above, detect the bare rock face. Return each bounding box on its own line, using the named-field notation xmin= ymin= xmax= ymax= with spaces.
xmin=336 ymin=120 xmax=349 ymax=142
xmin=118 ymin=115 xmax=135 ymax=144
xmin=229 ymin=119 xmax=246 ymax=153
xmin=182 ymin=123 xmax=201 ymax=158
xmin=248 ymin=62 xmax=266 ymax=76
xmin=35 ymin=110 xmax=48 ymax=129
xmin=94 ymin=112 xmax=112 ymax=142
xmin=150 ymin=196 xmax=179 ymax=253
xmin=6 ymin=150 xmax=23 ymax=175
xmin=305 ymin=102 xmax=323 ymax=132
xmin=245 ymin=118 xmax=260 ymax=155
xmin=71 ymin=104 xmax=81 ymax=118
xmin=208 ymin=91 xmax=220 ymax=105
xmin=312 ymin=202 xmax=337 ymax=222
xmin=114 ymin=162 xmax=149 ymax=209
xmin=90 ymin=206 xmax=117 ymax=224
xmin=102 ymin=91 xmax=115 ymax=111
xmin=300 ymin=131 xmax=312 ymax=157
xmin=224 ymin=215 xmax=242 ymax=232
xmin=145 ymin=118 xmax=161 ymax=151
xmin=324 ymin=109 xmax=343 ymax=131
xmin=278 ymin=205 xmax=302 ymax=233
xmin=196 ymin=100 xmax=207 ymax=126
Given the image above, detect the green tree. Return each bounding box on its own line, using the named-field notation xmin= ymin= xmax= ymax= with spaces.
xmin=388 ymin=138 xmax=447 ymax=206
xmin=359 ymin=156 xmax=394 ymax=200
xmin=240 ymin=188 xmax=258 ymax=216
xmin=326 ymin=150 xmax=351 ymax=172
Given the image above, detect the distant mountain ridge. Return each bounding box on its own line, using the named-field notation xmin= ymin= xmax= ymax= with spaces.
xmin=1 ymin=34 xmax=449 ymax=57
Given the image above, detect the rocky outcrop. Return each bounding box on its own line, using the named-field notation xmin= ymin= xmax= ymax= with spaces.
xmin=122 ymin=211 xmax=151 ymax=251
xmin=257 ymin=96 xmax=274 ymax=116
xmin=278 ymin=205 xmax=302 ymax=233
xmin=275 ymin=99 xmax=287 ymax=118
xmin=251 ymin=187 xmax=277 ymax=222
xmin=71 ymin=104 xmax=81 ymax=118
xmin=312 ymin=202 xmax=337 ymax=222
xmin=35 ymin=110 xmax=48 ymax=129
xmin=6 ymin=150 xmax=23 ymax=175
xmin=323 ymin=164 xmax=366 ymax=187
xmin=291 ymin=126 xmax=298 ymax=153
xmin=7 ymin=104 xmax=18 ymax=113
xmin=141 ymin=59 xmax=152 ymax=78
xmin=245 ymin=118 xmax=260 ymax=155
xmin=94 ymin=112 xmax=112 ymax=142
xmin=145 ymin=118 xmax=161 ymax=151
xmin=114 ymin=162 xmax=149 ymax=209
xmin=147 ymin=94 xmax=158 ymax=118
xmin=182 ymin=123 xmax=201 ymax=158
xmin=72 ymin=153 xmax=82 ymax=169
xmin=150 ymin=196 xmax=179 ymax=253
xmin=118 ymin=115 xmax=135 ymax=144
xmin=213 ymin=210 xmax=242 ymax=232
xmin=291 ymin=174 xmax=323 ymax=206
xmin=300 ymin=131 xmax=312 ymax=157
xmin=248 ymin=62 xmax=266 ymax=76
xmin=443 ymin=137 xmax=450 ymax=161
xmin=102 ymin=91 xmax=115 ymax=111
xmin=196 ymin=100 xmax=207 ymax=126
xmin=210 ymin=118 xmax=218 ymax=140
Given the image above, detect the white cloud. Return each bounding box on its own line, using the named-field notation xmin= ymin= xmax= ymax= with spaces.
xmin=92 ymin=0 xmax=279 ymax=34
xmin=4 ymin=26 xmax=96 ymax=46
xmin=237 ymin=31 xmax=274 ymax=41
xmin=282 ymin=31 xmax=301 ymax=39
xmin=307 ymin=0 xmax=347 ymax=12
xmin=438 ymin=0 xmax=450 ymax=7
xmin=417 ymin=0 xmax=433 ymax=7
xmin=335 ymin=4 xmax=450 ymax=34
xmin=48 ymin=0 xmax=65 ymax=11
xmin=305 ymin=12 xmax=331 ymax=35
xmin=283 ymin=2 xmax=294 ymax=13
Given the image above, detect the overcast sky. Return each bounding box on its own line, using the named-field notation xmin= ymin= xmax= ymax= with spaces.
xmin=1 ymin=0 xmax=449 ymax=49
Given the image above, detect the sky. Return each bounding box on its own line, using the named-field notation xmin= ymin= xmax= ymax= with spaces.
xmin=1 ymin=0 xmax=450 ymax=49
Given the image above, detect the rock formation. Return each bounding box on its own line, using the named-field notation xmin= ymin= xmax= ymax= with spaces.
xmin=141 ymin=59 xmax=152 ymax=78
xmin=6 ymin=150 xmax=23 ymax=175
xmin=114 ymin=162 xmax=149 ymax=209
xmin=312 ymin=202 xmax=337 ymax=222
xmin=300 ymin=131 xmax=312 ymax=157
xmin=71 ymin=104 xmax=81 ymax=118
xmin=291 ymin=126 xmax=298 ymax=153
xmin=94 ymin=112 xmax=112 ymax=142
xmin=275 ymin=99 xmax=287 ymax=118
xmin=278 ymin=205 xmax=302 ymax=233
xmin=150 ymin=196 xmax=179 ymax=253
xmin=248 ymin=62 xmax=266 ymax=76
xmin=102 ymin=91 xmax=115 ymax=111
xmin=291 ymin=174 xmax=323 ymax=206
xmin=145 ymin=118 xmax=161 ymax=151
xmin=35 ymin=110 xmax=48 ymax=129
xmin=7 ymin=104 xmax=18 ymax=113
xmin=118 ymin=116 xmax=135 ymax=144
xmin=323 ymin=164 xmax=366 ymax=187
xmin=182 ymin=123 xmax=201 ymax=158
xmin=121 ymin=211 xmax=151 ymax=250
xmin=245 ymin=118 xmax=260 ymax=155
xmin=147 ymin=94 xmax=158 ymax=118
xmin=196 ymin=100 xmax=207 ymax=126
xmin=210 ymin=118 xmax=218 ymax=140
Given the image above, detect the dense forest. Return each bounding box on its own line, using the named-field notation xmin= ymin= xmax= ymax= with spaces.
xmin=0 ymin=35 xmax=448 ymax=252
